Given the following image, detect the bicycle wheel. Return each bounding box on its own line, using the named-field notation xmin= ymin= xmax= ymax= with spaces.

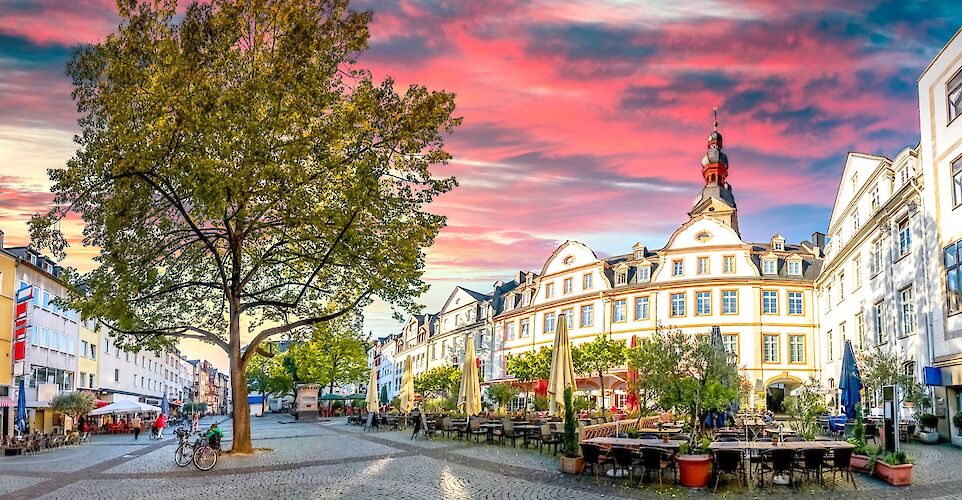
xmin=174 ymin=444 xmax=193 ymax=467
xmin=193 ymin=445 xmax=217 ymax=471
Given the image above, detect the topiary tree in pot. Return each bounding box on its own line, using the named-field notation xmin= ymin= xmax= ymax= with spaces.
xmin=559 ymin=387 xmax=584 ymax=474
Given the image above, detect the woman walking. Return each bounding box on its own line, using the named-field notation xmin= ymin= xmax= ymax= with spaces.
xmin=131 ymin=415 xmax=142 ymax=440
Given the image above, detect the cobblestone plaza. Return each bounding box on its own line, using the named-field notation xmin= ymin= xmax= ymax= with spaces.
xmin=2 ymin=415 xmax=962 ymax=499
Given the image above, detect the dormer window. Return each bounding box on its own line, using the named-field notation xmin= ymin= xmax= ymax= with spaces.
xmin=634 ymin=250 xmax=644 ymax=259
xmin=771 ymin=235 xmax=785 ymax=252
xmin=787 ymin=259 xmax=802 ymax=276
xmin=773 ymin=241 xmax=783 ymax=251
xmin=525 ymin=274 xmax=533 ymax=285
xmin=632 ymin=243 xmax=646 ymax=260
xmin=616 ymin=270 xmax=627 ymax=285
xmin=637 ymin=265 xmax=651 ymax=283
xmin=762 ymin=258 xmax=777 ymax=275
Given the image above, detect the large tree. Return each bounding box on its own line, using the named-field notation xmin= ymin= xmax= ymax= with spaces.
xmin=31 ymin=0 xmax=458 ymax=453
xmin=506 ymin=347 xmax=551 ymax=414
xmin=245 ymin=350 xmax=295 ymax=414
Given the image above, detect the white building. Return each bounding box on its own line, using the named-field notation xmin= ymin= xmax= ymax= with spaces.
xmin=920 ymin=26 xmax=962 ymax=444
xmin=816 ymin=148 xmax=933 ymax=410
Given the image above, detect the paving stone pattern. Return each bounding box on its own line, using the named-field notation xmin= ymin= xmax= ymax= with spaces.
xmin=3 ymin=414 xmax=962 ymax=499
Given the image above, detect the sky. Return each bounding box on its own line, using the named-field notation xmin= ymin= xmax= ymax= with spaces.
xmin=1 ymin=1 xmax=961 ymax=368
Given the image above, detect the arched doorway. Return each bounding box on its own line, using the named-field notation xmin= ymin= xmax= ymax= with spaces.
xmin=765 ymin=376 xmax=802 ymax=414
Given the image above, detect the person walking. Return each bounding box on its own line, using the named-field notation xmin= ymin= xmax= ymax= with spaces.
xmin=410 ymin=405 xmax=422 ymax=440
xmin=155 ymin=413 xmax=167 ymax=439
xmin=131 ymin=415 xmax=142 ymax=440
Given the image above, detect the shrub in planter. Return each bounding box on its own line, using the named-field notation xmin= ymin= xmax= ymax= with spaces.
xmin=953 ymin=411 xmax=962 ymax=435
xmin=559 ymin=387 xmax=584 ymax=474
xmin=874 ymin=451 xmax=914 ymax=486
xmin=918 ymin=413 xmax=940 ymax=444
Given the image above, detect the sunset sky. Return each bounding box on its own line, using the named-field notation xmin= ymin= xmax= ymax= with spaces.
xmin=1 ymin=1 xmax=961 ymax=368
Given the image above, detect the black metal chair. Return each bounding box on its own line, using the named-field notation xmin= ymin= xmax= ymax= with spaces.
xmin=539 ymin=424 xmax=562 ymax=455
xmin=609 ymin=446 xmax=640 ymax=482
xmin=758 ymin=448 xmax=796 ymax=492
xmin=717 ymin=436 xmax=740 ymax=442
xmin=578 ymin=443 xmax=608 ymax=484
xmin=496 ymin=419 xmax=522 ymax=447
xmin=794 ymin=447 xmax=827 ymax=487
xmin=825 ymin=447 xmax=857 ymax=489
xmin=638 ymin=446 xmax=672 ymax=486
xmin=712 ymin=449 xmax=745 ymax=493
xmin=863 ymin=421 xmax=878 ymax=444
xmin=637 ymin=433 xmax=659 ymax=440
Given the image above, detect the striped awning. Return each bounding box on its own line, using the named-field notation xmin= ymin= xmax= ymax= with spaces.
xmin=0 ymin=399 xmax=16 ymax=407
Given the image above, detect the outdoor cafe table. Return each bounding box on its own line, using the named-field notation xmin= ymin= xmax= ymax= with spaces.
xmin=584 ymin=437 xmax=686 ymax=451
xmin=479 ymin=422 xmax=502 ymax=444
xmin=637 ymin=427 xmax=684 ymax=435
xmin=513 ymin=424 xmax=541 ymax=448
xmin=707 ymin=440 xmax=855 ymax=451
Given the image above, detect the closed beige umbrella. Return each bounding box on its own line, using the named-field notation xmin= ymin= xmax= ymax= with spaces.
xmin=365 ymin=366 xmax=379 ymax=413
xmin=458 ymin=334 xmax=482 ymax=415
xmin=548 ymin=313 xmax=578 ymax=416
xmin=399 ymin=356 xmax=415 ymax=413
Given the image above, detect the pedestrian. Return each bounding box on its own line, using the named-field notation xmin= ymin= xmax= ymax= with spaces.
xmin=410 ymin=405 xmax=422 ymax=440
xmin=131 ymin=415 xmax=142 ymax=440
xmin=155 ymin=413 xmax=167 ymax=439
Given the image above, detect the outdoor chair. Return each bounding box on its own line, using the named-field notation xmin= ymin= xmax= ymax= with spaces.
xmin=440 ymin=417 xmax=457 ymax=439
xmin=579 ymin=444 xmax=608 ymax=484
xmin=608 ymin=447 xmax=641 ymax=482
xmin=717 ymin=436 xmax=739 ymax=442
xmin=637 ymin=447 xmax=672 ymax=486
xmin=712 ymin=449 xmax=745 ymax=493
xmin=825 ymin=447 xmax=857 ymax=489
xmin=496 ymin=419 xmax=522 ymax=447
xmin=814 ymin=437 xmax=832 ymax=441
xmin=794 ymin=447 xmax=827 ymax=487
xmin=462 ymin=418 xmax=485 ymax=443
xmin=758 ymin=448 xmax=797 ymax=492
xmin=539 ymin=424 xmax=562 ymax=455
xmin=863 ymin=421 xmax=878 ymax=443
xmin=899 ymin=423 xmax=916 ymax=442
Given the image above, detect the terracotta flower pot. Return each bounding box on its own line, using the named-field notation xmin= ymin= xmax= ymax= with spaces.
xmin=874 ymin=461 xmax=912 ymax=486
xmin=850 ymin=454 xmax=871 ymax=473
xmin=560 ymin=456 xmax=584 ymax=474
xmin=677 ymin=454 xmax=712 ymax=488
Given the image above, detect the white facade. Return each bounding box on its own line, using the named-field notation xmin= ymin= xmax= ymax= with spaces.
xmin=817 ymin=149 xmax=932 ymax=408
xmin=97 ymin=335 xmax=191 ymax=405
xmin=920 ymin=27 xmax=962 ymax=443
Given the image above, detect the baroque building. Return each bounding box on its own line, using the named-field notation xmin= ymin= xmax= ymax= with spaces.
xmin=493 ymin=122 xmax=822 ymax=411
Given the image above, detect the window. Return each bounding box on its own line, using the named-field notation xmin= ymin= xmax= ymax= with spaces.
xmin=79 ymin=371 xmax=86 ymax=388
xmin=950 ymin=67 xmax=962 ymax=123
xmin=763 ymin=335 xmax=779 ymax=363
xmin=104 ymin=341 xmax=109 ymax=354
xmin=852 ymin=210 xmax=860 ymax=232
xmin=762 ymin=290 xmax=778 ymax=314
xmin=520 ymin=318 xmax=530 ymax=337
xmin=580 ymin=304 xmax=594 ymax=327
xmin=871 ymin=185 xmax=880 ymax=211
xmin=506 ymin=322 xmax=516 ymax=340
xmin=826 ymin=330 xmax=834 ymax=361
xmin=634 ymin=296 xmax=649 ymax=320
xmin=616 ymin=271 xmax=627 ymax=285
xmin=855 ymin=313 xmax=865 ymax=349
xmin=948 ymin=156 xmax=962 ymax=209
xmin=562 ymin=309 xmax=574 ymax=329
xmin=672 ymin=260 xmax=684 ymax=276
xmin=774 ymin=241 xmax=784 ymax=251
xmin=898 ymin=217 xmax=911 ymax=257
xmin=697 ymin=257 xmax=709 ymax=275
xmin=947 ymin=240 xmax=962 ymax=314
xmin=874 ymin=301 xmax=886 ymax=344
xmin=670 ymin=293 xmax=686 ymax=317
xmin=563 ymin=278 xmax=573 ymax=294
xmin=871 ymin=239 xmax=883 ymax=275
xmin=837 ymin=272 xmax=845 ymax=300
xmin=788 ymin=291 xmax=803 ymax=315
xmin=723 ymin=255 xmax=735 ymax=273
xmin=544 ymin=282 xmax=554 ymax=299
xmin=42 ymin=290 xmax=50 ymax=309
xmin=722 ymin=335 xmax=738 ymax=361
xmin=544 ymin=312 xmax=556 ymax=333
xmin=521 ymin=292 xmax=530 ymax=307
xmin=722 ymin=290 xmax=738 ymax=314
xmin=114 ymin=369 xmax=120 ymax=382
xmin=696 ymin=291 xmax=711 ymax=315
xmin=787 ymin=260 xmax=801 ymax=276
xmin=637 ymin=266 xmax=651 ymax=282
xmin=900 ymin=287 xmax=915 ymax=336
xmin=789 ymin=335 xmax=805 ymax=363
xmin=762 ymin=258 xmax=777 ymax=275
xmin=613 ymin=299 xmax=627 ymax=322
xmin=853 ymin=255 xmax=862 ymax=288
xmin=900 ymin=165 xmax=911 ymax=186
xmin=825 ymin=285 xmax=832 ymax=312
xmin=583 ymin=273 xmax=593 ymax=290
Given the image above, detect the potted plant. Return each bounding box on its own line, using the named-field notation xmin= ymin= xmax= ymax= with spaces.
xmin=847 ymin=406 xmax=872 ymax=472
xmin=953 ymin=411 xmax=962 ymax=436
xmin=917 ymin=413 xmax=939 ymax=444
xmin=676 ymin=434 xmax=713 ymax=488
xmin=559 ymin=387 xmax=584 ymax=474
xmin=873 ymin=450 xmax=914 ymax=486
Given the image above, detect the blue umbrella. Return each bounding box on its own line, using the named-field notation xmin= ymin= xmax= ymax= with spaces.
xmin=839 ymin=340 xmax=862 ymax=419
xmin=15 ymin=378 xmax=27 ymax=435
xmin=161 ymin=393 xmax=170 ymax=417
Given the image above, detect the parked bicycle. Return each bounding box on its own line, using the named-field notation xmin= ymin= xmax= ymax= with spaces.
xmin=173 ymin=428 xmax=195 ymax=467
xmin=173 ymin=425 xmax=222 ymax=470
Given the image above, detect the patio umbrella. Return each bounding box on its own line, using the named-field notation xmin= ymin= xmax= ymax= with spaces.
xmin=398 ymin=356 xmax=415 ymax=413
xmin=89 ymin=399 xmax=161 ymax=416
xmin=15 ymin=378 xmax=27 ymax=435
xmin=458 ymin=335 xmax=482 ymax=415
xmin=160 ymin=393 xmax=170 ymax=417
xmin=547 ymin=313 xmax=578 ymax=416
xmin=840 ymin=340 xmax=862 ymax=419
xmin=366 ymin=367 xmax=379 ymax=413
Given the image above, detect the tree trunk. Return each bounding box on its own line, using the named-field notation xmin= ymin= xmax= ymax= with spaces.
xmin=229 ymin=308 xmax=254 ymax=454
xmin=598 ymin=372 xmax=605 ymax=414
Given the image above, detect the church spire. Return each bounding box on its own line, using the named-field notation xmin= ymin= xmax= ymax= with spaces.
xmin=689 ymin=107 xmax=738 ymax=234
xmin=701 ymin=107 xmax=728 ymax=187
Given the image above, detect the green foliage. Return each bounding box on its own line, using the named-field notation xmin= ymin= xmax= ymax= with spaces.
xmin=414 ymin=365 xmax=461 ymax=398
xmin=625 ymin=428 xmax=640 ymax=438
xmin=626 ymin=325 xmax=739 ymax=430
xmin=859 ymin=348 xmax=929 ymax=408
xmin=50 ymin=391 xmax=95 ymax=420
xmin=785 ymin=377 xmax=828 ymax=440
xmin=183 ymin=402 xmax=208 ymax=414
xmin=573 ymin=395 xmax=594 ymax=413
xmin=533 ymin=395 xmax=549 ymax=412
xmin=391 ymin=396 xmax=401 ymax=409
xmin=919 ymin=413 xmax=939 ymax=431
xmin=573 ymin=335 xmax=625 ymax=410
xmin=882 ymin=450 xmax=913 ymax=466
xmin=287 ymin=321 xmax=369 ymax=394
xmin=486 ymin=383 xmax=520 ymax=411
xmin=562 ymin=387 xmax=578 ymax=457
xmin=953 ymin=411 xmax=962 ymax=430
xmin=32 ymin=0 xmax=459 ymax=451
xmin=245 ymin=351 xmax=295 ymax=405
xmin=506 ymin=347 xmax=552 ymax=413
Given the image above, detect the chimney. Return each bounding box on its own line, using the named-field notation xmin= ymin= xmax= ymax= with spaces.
xmin=811 ymin=232 xmax=826 ymax=253
xmin=0 ymin=228 xmax=4 ymax=249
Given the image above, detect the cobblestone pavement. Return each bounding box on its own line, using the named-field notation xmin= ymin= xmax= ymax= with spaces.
xmin=4 ymin=415 xmax=962 ymax=499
